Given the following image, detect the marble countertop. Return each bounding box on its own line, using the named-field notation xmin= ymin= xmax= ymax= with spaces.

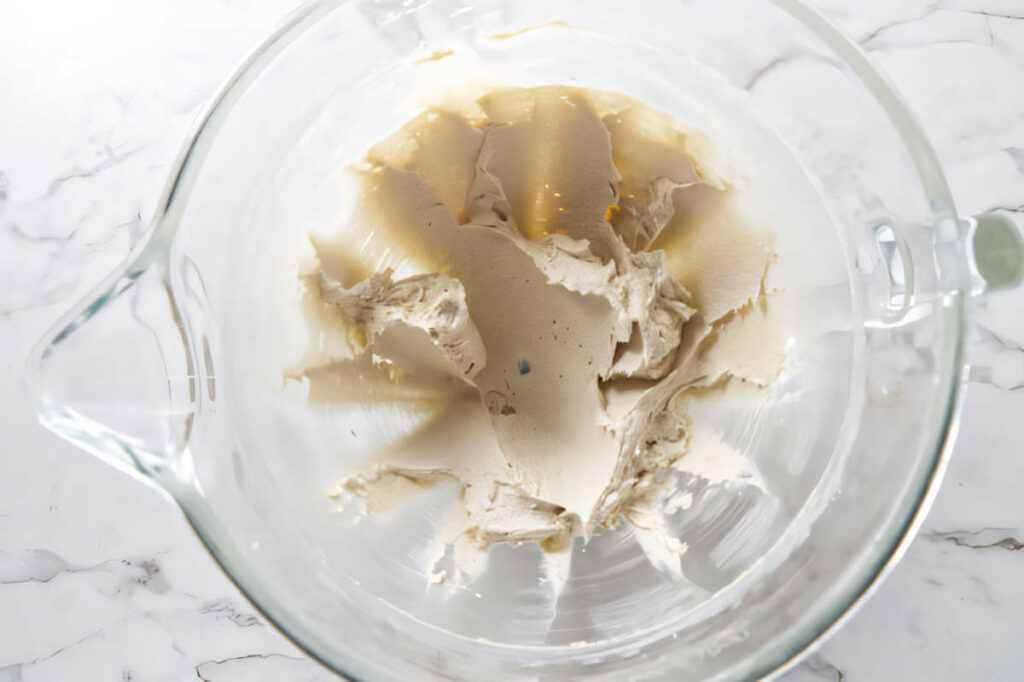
xmin=1 ymin=1 xmax=1022 ymax=680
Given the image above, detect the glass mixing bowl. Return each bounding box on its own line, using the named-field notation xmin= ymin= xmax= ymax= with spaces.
xmin=27 ymin=0 xmax=1024 ymax=679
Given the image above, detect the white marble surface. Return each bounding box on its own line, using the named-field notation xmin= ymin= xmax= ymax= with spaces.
xmin=1 ymin=1 xmax=1022 ymax=680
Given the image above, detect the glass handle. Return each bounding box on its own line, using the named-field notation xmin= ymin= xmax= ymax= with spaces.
xmin=966 ymin=212 xmax=1024 ymax=296
xmin=26 ymin=258 xmax=196 ymax=482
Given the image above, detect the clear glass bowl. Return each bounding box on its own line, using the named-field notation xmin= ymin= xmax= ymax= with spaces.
xmin=27 ymin=0 xmax=1023 ymax=679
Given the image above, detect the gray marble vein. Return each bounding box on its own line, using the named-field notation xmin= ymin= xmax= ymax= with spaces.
xmin=0 ymin=549 xmax=171 ymax=597
xmin=925 ymin=528 xmax=1024 ymax=550
xmin=36 ymin=145 xmax=147 ymax=206
xmin=744 ymin=53 xmax=840 ymax=91
xmin=857 ymin=4 xmax=942 ymax=48
xmin=1 ymin=629 xmax=105 ymax=680
xmin=1005 ymin=147 xmax=1024 ymax=174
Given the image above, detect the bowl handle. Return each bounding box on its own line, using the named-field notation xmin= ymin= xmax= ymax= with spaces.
xmin=966 ymin=212 xmax=1024 ymax=295
xmin=26 ymin=252 xmax=196 ymax=483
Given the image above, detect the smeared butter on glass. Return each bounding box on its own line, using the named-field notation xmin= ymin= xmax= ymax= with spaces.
xmin=288 ymin=85 xmax=783 ymax=574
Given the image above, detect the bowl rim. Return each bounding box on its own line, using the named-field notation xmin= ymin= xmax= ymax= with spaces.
xmin=77 ymin=0 xmax=968 ymax=678
xmin=749 ymin=1 xmax=965 ymax=678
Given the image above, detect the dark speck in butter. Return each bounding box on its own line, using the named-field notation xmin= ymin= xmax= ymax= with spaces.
xmin=517 ymin=358 xmax=531 ymax=375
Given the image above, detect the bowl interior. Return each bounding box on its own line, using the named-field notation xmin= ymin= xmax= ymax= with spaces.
xmin=146 ymin=0 xmax=965 ymax=678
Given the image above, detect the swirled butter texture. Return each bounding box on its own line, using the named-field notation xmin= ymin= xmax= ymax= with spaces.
xmin=290 ymin=86 xmax=783 ymax=573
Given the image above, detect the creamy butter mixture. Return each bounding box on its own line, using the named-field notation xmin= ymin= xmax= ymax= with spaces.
xmin=290 ymin=86 xmax=782 ymax=568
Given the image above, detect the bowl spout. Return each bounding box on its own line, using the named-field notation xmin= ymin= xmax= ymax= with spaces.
xmin=26 ymin=256 xmax=197 ymax=482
